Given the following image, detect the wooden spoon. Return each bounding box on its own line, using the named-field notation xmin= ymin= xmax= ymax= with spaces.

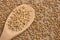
xmin=0 ymin=4 xmax=35 ymax=40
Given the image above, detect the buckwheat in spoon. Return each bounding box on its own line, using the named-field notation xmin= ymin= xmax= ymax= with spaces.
xmin=0 ymin=4 xmax=35 ymax=40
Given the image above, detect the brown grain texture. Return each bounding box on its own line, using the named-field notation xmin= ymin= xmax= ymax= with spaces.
xmin=0 ymin=0 xmax=60 ymax=40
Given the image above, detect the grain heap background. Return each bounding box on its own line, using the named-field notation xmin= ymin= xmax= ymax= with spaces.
xmin=0 ymin=0 xmax=60 ymax=40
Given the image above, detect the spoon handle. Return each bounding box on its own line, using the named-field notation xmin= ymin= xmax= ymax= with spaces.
xmin=0 ymin=30 xmax=11 ymax=40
